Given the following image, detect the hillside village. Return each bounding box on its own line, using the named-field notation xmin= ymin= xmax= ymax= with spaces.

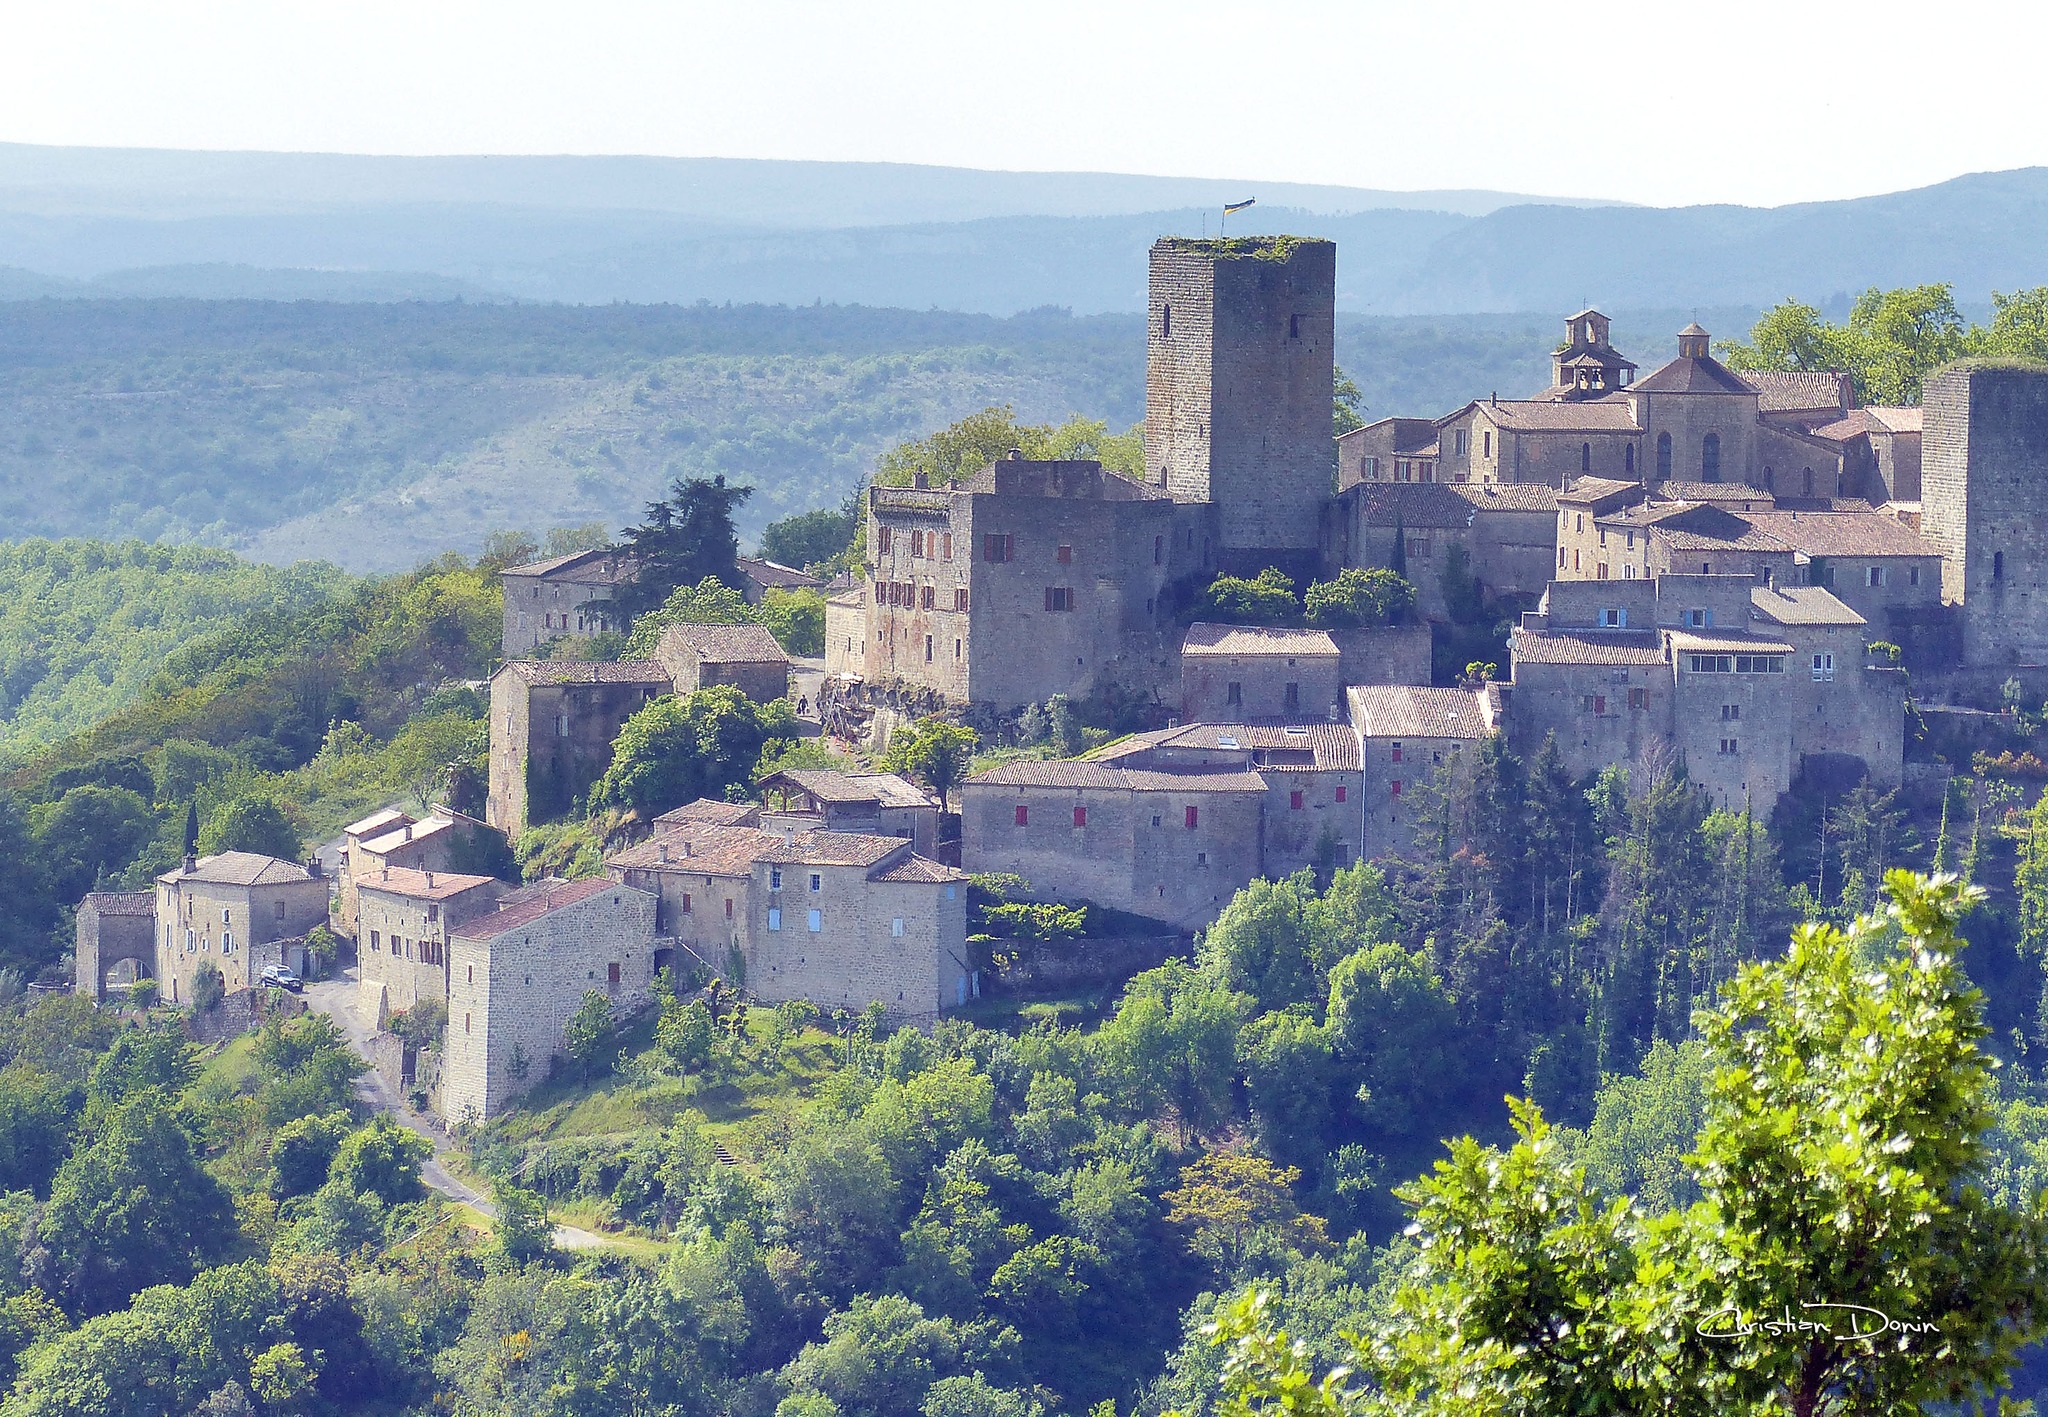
xmin=68 ymin=232 xmax=2048 ymax=1132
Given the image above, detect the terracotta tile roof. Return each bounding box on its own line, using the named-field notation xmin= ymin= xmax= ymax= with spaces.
xmin=609 ymin=821 xmax=920 ymax=877
xmin=1648 ymin=505 xmax=1789 ymax=552
xmin=1182 ymin=624 xmax=1340 ymax=656
xmin=83 ymin=891 xmax=154 ymax=916
xmin=762 ymin=769 xmax=933 ymax=809
xmin=1751 ymin=585 xmax=1866 ymax=628
xmin=1511 ymin=629 xmax=1667 ymax=667
xmin=1634 ymin=354 xmax=1755 ymax=396
xmin=1669 ymin=630 xmax=1795 ymax=655
xmin=356 ymin=865 xmax=501 ymax=902
xmin=454 ymin=877 xmax=623 ymax=940
xmin=1868 ymin=406 xmax=1922 ymax=433
xmin=1345 ymin=481 xmax=1478 ymax=530
xmin=1808 ymin=410 xmax=1876 ymax=442
xmin=967 ymin=759 xmax=1269 ymax=794
xmin=343 ymin=807 xmax=412 ymax=839
xmin=1743 ymin=511 xmax=1934 ymax=558
xmin=1349 ymin=686 xmax=1494 ymax=740
xmin=1479 ymin=398 xmax=1641 ymax=431
xmin=657 ymin=622 xmax=788 ymax=664
xmin=1558 ymin=476 xmax=1643 ymax=510
xmin=870 ymin=855 xmax=969 ymax=884
xmin=503 ymin=547 xmax=639 ymax=585
xmin=360 ymin=815 xmax=457 ymax=857
xmin=157 ymin=851 xmax=317 ymax=888
xmin=499 ymin=659 xmax=670 ymax=687
xmin=654 ymin=799 xmax=762 ymax=827
xmin=1453 ymin=483 xmax=1559 ymax=512
xmin=1736 ymin=369 xmax=1852 ymax=414
xmin=826 ymin=588 xmax=865 ymax=608
xmin=1102 ymin=721 xmax=1363 ymax=771
xmin=738 ymin=556 xmax=822 ymax=591
xmin=1656 ymin=481 xmax=1774 ymax=506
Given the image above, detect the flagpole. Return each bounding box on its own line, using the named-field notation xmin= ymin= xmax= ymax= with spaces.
xmin=1220 ymin=197 xmax=1255 ymax=237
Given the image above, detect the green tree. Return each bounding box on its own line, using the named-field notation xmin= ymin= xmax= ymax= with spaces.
xmin=1198 ymin=873 xmax=1328 ymax=1014
xmin=267 ymin=1111 xmax=351 ymax=1199
xmin=590 ymin=686 xmax=797 ymax=820
xmin=622 ymin=574 xmax=757 ymax=657
xmin=1162 ymin=1151 xmax=1329 ymax=1275
xmin=32 ymin=1089 xmax=233 ymax=1315
xmin=197 ymin=795 xmax=302 ymax=862
xmin=1332 ymin=365 xmax=1366 ymax=438
xmin=1324 ymin=942 xmax=1458 ymax=1138
xmin=654 ymin=997 xmax=715 ymax=1075
xmin=875 ymin=407 xmax=1143 ymax=488
xmin=1196 ymin=568 xmax=1298 ymax=625
xmin=762 ymin=507 xmax=857 ymax=570
xmin=35 ymin=786 xmax=153 ymax=904
xmin=1302 ymin=568 xmax=1414 ymax=628
xmin=327 ymin=1115 xmax=431 ymax=1206
xmin=189 ymin=960 xmax=224 ymax=1013
xmin=1980 ymin=286 xmax=2048 ymax=362
xmin=881 ymin=718 xmax=979 ymax=810
xmin=492 ymin=1177 xmax=553 ymax=1264
xmin=0 ymin=1062 xmax=81 ymax=1195
xmin=1237 ymin=1010 xmax=1338 ymax=1172
xmin=759 ymin=586 xmax=827 ymax=656
xmin=385 ymin=709 xmax=482 ymax=811
xmin=565 ymin=989 xmax=618 ymax=1079
xmin=1093 ymin=961 xmax=1250 ymax=1139
xmin=617 ymin=473 xmax=754 ymax=618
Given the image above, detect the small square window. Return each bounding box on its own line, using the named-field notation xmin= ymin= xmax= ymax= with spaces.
xmin=809 ymin=873 xmax=822 ymax=893
xmin=1073 ymin=805 xmax=1087 ymax=828
xmin=1056 ymin=545 xmax=1073 ymax=565
xmin=1185 ymin=806 xmax=1199 ymax=830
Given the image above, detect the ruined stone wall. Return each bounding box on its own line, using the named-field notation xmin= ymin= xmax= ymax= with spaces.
xmin=441 ymin=885 xmax=657 ymax=1124
xmin=488 ymin=677 xmax=664 ymax=836
xmin=824 ymin=595 xmax=866 ymax=678
xmin=1922 ymin=364 xmax=2048 ymax=667
xmin=1329 ymin=625 xmax=1433 ymax=686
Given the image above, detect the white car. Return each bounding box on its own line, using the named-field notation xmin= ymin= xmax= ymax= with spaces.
xmin=261 ymin=964 xmax=303 ymax=993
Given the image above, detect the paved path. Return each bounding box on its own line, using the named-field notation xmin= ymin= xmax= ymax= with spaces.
xmin=303 ymin=972 xmax=606 ymax=1250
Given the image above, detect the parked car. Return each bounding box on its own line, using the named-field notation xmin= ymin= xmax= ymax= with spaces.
xmin=261 ymin=964 xmax=303 ymax=993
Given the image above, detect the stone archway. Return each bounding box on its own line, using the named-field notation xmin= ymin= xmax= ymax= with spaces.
xmin=75 ymin=892 xmax=156 ymax=1001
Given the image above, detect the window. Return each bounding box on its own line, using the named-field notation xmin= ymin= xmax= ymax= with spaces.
xmin=1722 ymin=703 xmax=1741 ymax=720
xmin=1227 ymin=681 xmax=1242 ymax=706
xmin=947 ymin=587 xmax=965 ymax=613
xmin=608 ymin=961 xmax=621 ymax=985
xmin=1366 ymin=456 xmax=1380 ymax=479
xmin=1289 ymin=313 xmax=1301 ymax=339
xmin=1719 ymin=738 xmax=1740 ymax=755
xmin=942 ymin=533 xmax=953 ymax=561
xmin=1390 ymin=741 xmax=1403 ymax=763
xmin=1803 ymin=467 xmax=1815 ymax=496
xmin=1456 ymin=429 xmax=1467 ymax=455
xmin=1185 ymin=806 xmax=1199 ymax=830
xmin=681 ymin=892 xmax=693 ymax=914
xmin=1015 ymin=805 xmax=1029 ymax=826
xmin=1656 ymin=432 xmax=1673 ymax=479
xmin=1151 ymin=814 xmax=1163 ymax=827
xmin=1600 ymin=607 xmax=1627 ymax=627
xmin=1995 ymin=551 xmax=2006 ymax=581
xmin=909 ymin=530 xmax=923 ymax=558
xmin=221 ymin=931 xmax=233 ymax=954
xmin=1626 ymin=443 xmax=1636 ymax=475
xmin=465 ymin=1013 xmax=470 ymax=1034
xmin=725 ymin=899 xmax=733 ymax=918
xmin=1581 ymin=442 xmax=1590 ymax=472
xmin=809 ymin=873 xmax=822 ymax=893
xmin=808 ymin=909 xmax=822 ymax=933
xmin=1162 ymin=303 xmax=1171 ymax=337
xmin=556 ymin=714 xmax=569 ymax=737
xmin=770 ymin=867 xmax=783 ymax=891
xmin=1868 ymin=565 xmax=1885 ymax=588
xmin=768 ymin=908 xmax=782 ymax=932
xmin=1335 ymin=784 xmax=1348 ymax=802
xmin=1629 ymin=687 xmax=1647 ymax=710
xmin=1073 ymin=805 xmax=1087 ymax=828
xmin=1483 ymin=431 xmax=1492 ymax=458
xmin=369 ymin=931 xmax=381 ymax=951
xmin=1284 ymin=682 xmax=1300 ymax=711
xmin=878 ymin=526 xmax=892 ymax=553
xmin=1910 ymin=565 xmax=1921 ymax=586
xmin=1390 ymin=780 xmax=1403 ymax=797
xmin=1289 ymin=790 xmax=1305 ymax=811
xmin=1044 ymin=587 xmax=1073 ymax=612
xmin=1702 ymin=432 xmax=1721 ymax=481
xmin=275 ymin=900 xmax=286 ymax=921
xmin=1056 ymin=544 xmax=1073 ymax=565
xmin=1813 ymin=652 xmax=1835 ymax=683
xmin=467 ymin=965 xmax=473 ymax=983
xmin=982 ymin=533 xmax=1014 ymax=563
xmin=1685 ymin=607 xmax=1710 ymax=628
xmin=925 ymin=635 xmax=934 ymax=663
xmin=921 ymin=584 xmax=935 ymax=609
xmin=892 ymin=917 xmax=905 ymax=937
xmin=1594 ymin=694 xmax=1607 ymax=715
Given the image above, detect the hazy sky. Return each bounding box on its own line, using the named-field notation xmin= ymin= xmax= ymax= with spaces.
xmin=3 ymin=0 xmax=2038 ymax=209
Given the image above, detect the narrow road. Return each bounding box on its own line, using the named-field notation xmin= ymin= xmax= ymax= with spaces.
xmin=302 ymin=971 xmax=607 ymax=1250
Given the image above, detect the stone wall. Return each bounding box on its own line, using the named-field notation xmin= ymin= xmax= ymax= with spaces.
xmin=487 ymin=672 xmax=666 ymax=836
xmin=357 ymin=880 xmax=503 ymax=1018
xmin=154 ymin=875 xmax=330 ymax=1007
xmin=75 ymin=893 xmax=153 ymax=1000
xmin=500 ymin=570 xmax=620 ymax=658
xmin=984 ymin=934 xmax=1186 ymax=995
xmin=1180 ymin=646 xmax=1341 ymax=722
xmin=1923 ymin=364 xmax=2048 ymax=668
xmin=743 ymin=868 xmax=971 ymax=1018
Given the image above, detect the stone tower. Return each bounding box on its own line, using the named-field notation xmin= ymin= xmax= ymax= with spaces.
xmin=1144 ymin=236 xmax=1335 ymax=570
xmin=1922 ymin=362 xmax=2048 ymax=666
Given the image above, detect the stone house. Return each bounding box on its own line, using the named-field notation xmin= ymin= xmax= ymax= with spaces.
xmin=500 ymin=547 xmax=639 ymax=658
xmin=1348 ymin=685 xmax=1498 ymax=858
xmin=653 ymin=622 xmax=790 ymax=702
xmin=1328 ymin=481 xmax=1560 ymax=619
xmin=75 ymin=891 xmax=156 ymax=1000
xmin=961 ymin=756 xmax=1267 ymax=931
xmin=1180 ymin=624 xmax=1342 ymax=722
xmin=441 ymin=877 xmax=659 ymax=1124
xmin=864 ymin=457 xmax=1190 ymax=711
xmin=1505 ymin=575 xmax=1903 ymax=813
xmin=485 ymin=659 xmax=670 ymax=836
xmin=1810 ymin=406 xmax=1923 ymax=503
xmin=824 ymin=588 xmax=866 ymax=677
xmin=757 ymin=769 xmax=941 ymax=855
xmin=1336 ymin=417 xmax=1441 ymax=487
xmin=336 ymin=806 xmax=503 ymax=934
xmin=1091 ymin=721 xmax=1363 ymax=882
xmin=356 ymin=866 xmax=506 ymax=1022
xmin=605 ymin=815 xmax=971 ymax=1017
xmin=736 ymin=556 xmax=822 ymax=604
xmin=153 ymin=852 xmax=332 ymax=1006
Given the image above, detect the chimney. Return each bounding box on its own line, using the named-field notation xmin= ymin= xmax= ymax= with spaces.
xmin=182 ymin=852 xmax=197 ymax=874
xmin=1005 ymin=447 xmax=1023 ymax=460
xmin=307 ymin=855 xmax=324 ymax=879
xmin=402 ymin=825 xmax=412 ymax=842
xmin=681 ymin=840 xmax=692 ymax=858
xmin=425 ymin=871 xmax=435 ymax=889
xmin=658 ymin=844 xmax=670 ymax=864
xmin=912 ymin=472 xmax=929 ymax=490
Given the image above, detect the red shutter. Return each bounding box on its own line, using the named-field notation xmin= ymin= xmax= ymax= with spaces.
xmin=1015 ymin=804 xmax=1029 ymax=826
xmin=1290 ymin=790 xmax=1304 ymax=811
xmin=1073 ymin=805 xmax=1087 ymax=827
xmin=1185 ymin=806 xmax=1199 ymax=829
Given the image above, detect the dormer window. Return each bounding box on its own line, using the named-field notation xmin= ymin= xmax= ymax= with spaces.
xmin=1600 ymin=608 xmax=1626 ymax=628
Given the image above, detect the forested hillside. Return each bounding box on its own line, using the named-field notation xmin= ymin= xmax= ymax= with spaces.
xmin=0 ymin=540 xmax=347 ymax=761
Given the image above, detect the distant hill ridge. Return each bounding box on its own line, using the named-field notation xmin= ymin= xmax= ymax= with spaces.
xmin=2 ymin=144 xmax=2044 ymax=315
